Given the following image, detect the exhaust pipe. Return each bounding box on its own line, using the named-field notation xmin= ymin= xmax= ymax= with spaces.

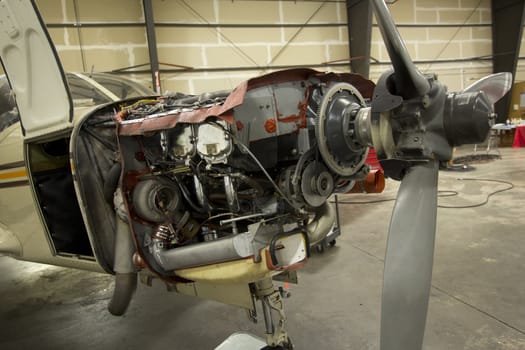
xmin=108 ymin=272 xmax=137 ymax=316
xmin=306 ymin=202 xmax=337 ymax=245
xmin=150 ymin=202 xmax=336 ymax=271
xmin=108 ymin=190 xmax=137 ymax=316
xmin=151 ymin=230 xmax=254 ymax=271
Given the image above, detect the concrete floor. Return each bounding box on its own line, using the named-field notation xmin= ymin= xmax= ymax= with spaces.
xmin=0 ymin=147 xmax=524 ymax=350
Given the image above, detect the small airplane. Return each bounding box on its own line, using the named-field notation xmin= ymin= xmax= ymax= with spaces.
xmin=0 ymin=1 xmax=512 ymax=349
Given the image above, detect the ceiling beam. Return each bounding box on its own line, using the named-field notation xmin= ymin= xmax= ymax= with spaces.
xmin=143 ymin=0 xmax=161 ymax=93
xmin=346 ymin=0 xmax=372 ymax=78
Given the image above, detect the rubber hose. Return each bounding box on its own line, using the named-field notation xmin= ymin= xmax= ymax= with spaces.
xmin=108 ymin=200 xmax=137 ymax=316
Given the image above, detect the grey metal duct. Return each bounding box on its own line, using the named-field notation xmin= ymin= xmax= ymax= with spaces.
xmin=151 ymin=202 xmax=336 ymax=271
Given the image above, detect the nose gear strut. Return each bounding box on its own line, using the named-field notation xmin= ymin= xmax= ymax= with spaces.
xmin=253 ymin=278 xmax=293 ymax=350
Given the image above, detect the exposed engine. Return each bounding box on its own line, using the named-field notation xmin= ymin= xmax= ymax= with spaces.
xmin=114 ymin=69 xmax=375 ymax=279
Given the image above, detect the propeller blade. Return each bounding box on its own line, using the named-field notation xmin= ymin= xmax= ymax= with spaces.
xmin=371 ymin=0 xmax=430 ymax=99
xmin=380 ymin=160 xmax=439 ymax=350
xmin=462 ymin=72 xmax=513 ymax=105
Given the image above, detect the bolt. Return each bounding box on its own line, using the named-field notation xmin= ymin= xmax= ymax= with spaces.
xmin=422 ymin=95 xmax=430 ymax=108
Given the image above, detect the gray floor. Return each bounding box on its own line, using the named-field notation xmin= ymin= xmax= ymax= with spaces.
xmin=1 ymin=147 xmax=524 ymax=350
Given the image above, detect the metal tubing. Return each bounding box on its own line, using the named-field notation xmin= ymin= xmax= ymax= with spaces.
xmin=45 ymin=22 xmax=490 ymax=29
xmin=219 ymin=213 xmax=264 ymax=226
xmin=262 ymin=299 xmax=275 ymax=335
xmin=152 ymin=232 xmax=253 ymax=271
xmin=151 ymin=202 xmax=336 ymax=270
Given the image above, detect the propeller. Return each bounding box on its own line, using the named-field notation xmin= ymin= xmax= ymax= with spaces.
xmin=381 ymin=160 xmax=438 ymax=350
xmin=367 ymin=1 xmax=513 ymax=350
xmin=371 ymin=0 xmax=429 ymax=99
xmin=463 ymin=72 xmax=513 ymax=105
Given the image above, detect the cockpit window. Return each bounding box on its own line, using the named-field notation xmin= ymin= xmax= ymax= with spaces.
xmin=66 ymin=74 xmax=113 ymax=105
xmin=89 ymin=73 xmax=154 ymax=100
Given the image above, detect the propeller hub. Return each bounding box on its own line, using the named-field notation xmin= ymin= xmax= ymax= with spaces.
xmin=367 ymin=73 xmax=452 ymax=179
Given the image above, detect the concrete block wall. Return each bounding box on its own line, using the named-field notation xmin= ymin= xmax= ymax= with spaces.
xmin=8 ymin=0 xmax=522 ymax=96
xmin=151 ymin=0 xmax=349 ymax=93
xmin=34 ymin=0 xmax=152 ymax=88
xmin=370 ymin=0 xmax=494 ymax=92
xmin=41 ymin=0 xmax=148 ymax=71
xmin=33 ymin=0 xmax=349 ymax=94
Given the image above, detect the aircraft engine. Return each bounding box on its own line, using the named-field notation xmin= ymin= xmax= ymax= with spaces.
xmin=112 ymin=69 xmax=375 ymax=278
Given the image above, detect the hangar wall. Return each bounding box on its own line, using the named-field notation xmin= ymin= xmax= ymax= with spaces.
xmin=19 ymin=0 xmax=525 ymax=95
xmin=370 ymin=0 xmax=494 ymax=91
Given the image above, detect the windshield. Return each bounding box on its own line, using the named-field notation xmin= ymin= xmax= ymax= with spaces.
xmin=89 ymin=73 xmax=154 ymax=100
xmin=66 ymin=73 xmax=113 ymax=105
